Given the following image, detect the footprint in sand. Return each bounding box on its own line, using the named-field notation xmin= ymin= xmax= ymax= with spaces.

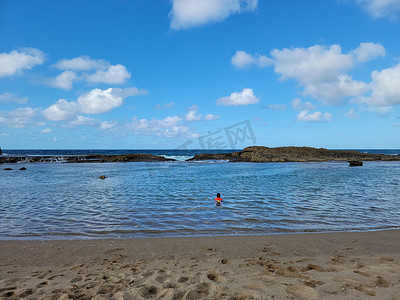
xmin=376 ymin=276 xmax=390 ymax=287
xmin=140 ymin=285 xmax=159 ymax=298
xmin=186 ymin=282 xmax=212 ymax=299
xmin=286 ymin=285 xmax=319 ymax=300
xmin=355 ymin=285 xmax=376 ymax=296
xmin=17 ymin=288 xmax=34 ymax=298
xmin=36 ymin=281 xmax=48 ymax=288
xmin=207 ymin=273 xmax=218 ymax=282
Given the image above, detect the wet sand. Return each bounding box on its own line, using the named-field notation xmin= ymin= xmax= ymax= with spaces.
xmin=1 ymin=230 xmax=400 ymax=299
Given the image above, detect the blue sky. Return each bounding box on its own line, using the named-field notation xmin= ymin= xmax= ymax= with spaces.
xmin=1 ymin=0 xmax=400 ymax=149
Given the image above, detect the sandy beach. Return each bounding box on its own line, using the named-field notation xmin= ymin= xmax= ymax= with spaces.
xmin=1 ymin=230 xmax=399 ymax=299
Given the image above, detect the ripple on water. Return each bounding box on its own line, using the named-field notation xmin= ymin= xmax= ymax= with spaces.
xmin=0 ymin=161 xmax=400 ymax=239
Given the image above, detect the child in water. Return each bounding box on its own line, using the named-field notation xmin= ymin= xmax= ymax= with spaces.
xmin=215 ymin=193 xmax=223 ymax=206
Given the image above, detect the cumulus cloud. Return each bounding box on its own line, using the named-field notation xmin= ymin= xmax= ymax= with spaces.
xmin=362 ymin=63 xmax=400 ymax=107
xmin=0 ymin=107 xmax=40 ymax=128
xmin=185 ymin=110 xmax=202 ymax=121
xmin=204 ymin=114 xmax=220 ymax=120
xmin=185 ymin=105 xmax=220 ymax=121
xmin=0 ymin=48 xmax=45 ymax=78
xmin=40 ymin=128 xmax=53 ymax=134
xmin=77 ymin=88 xmax=125 ymax=114
xmin=0 ymin=93 xmax=28 ymax=104
xmin=126 ymin=115 xmax=195 ymax=138
xmin=86 ymin=64 xmax=131 ymax=84
xmin=54 ymin=56 xmax=108 ymax=71
xmin=355 ymin=0 xmax=400 ymax=19
xmin=170 ymin=0 xmax=258 ymax=30
xmin=67 ymin=115 xmax=98 ymax=126
xmin=271 ymin=44 xmax=354 ymax=85
xmin=50 ymin=56 xmax=131 ymax=88
xmin=42 ymin=99 xmax=79 ymax=121
xmin=100 ymin=120 xmax=117 ymax=129
xmin=291 ymin=98 xmax=317 ymax=110
xmin=231 ymin=50 xmax=272 ymax=68
xmin=233 ymin=43 xmax=384 ymax=105
xmin=185 ymin=105 xmax=202 ymax=121
xmin=297 ymin=110 xmax=333 ymax=122
xmin=302 ymin=75 xmax=368 ymax=105
xmin=49 ymin=70 xmax=77 ymax=90
xmin=216 ymin=88 xmax=259 ymax=106
xmin=42 ymin=87 xmax=147 ymax=121
xmin=352 ymin=42 xmax=385 ymax=63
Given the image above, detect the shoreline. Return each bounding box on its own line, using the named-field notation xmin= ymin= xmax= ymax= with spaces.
xmin=1 ymin=230 xmax=399 ymax=299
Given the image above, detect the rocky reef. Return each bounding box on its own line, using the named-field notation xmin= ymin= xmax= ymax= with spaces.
xmin=0 ymin=153 xmax=175 ymax=164
xmin=187 ymin=146 xmax=400 ymax=163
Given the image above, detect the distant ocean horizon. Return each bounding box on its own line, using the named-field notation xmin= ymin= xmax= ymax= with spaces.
xmin=1 ymin=147 xmax=400 ymax=240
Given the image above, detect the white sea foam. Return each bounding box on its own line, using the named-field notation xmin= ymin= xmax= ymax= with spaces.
xmin=162 ymin=155 xmax=192 ymax=161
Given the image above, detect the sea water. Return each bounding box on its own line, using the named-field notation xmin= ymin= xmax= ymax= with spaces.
xmin=0 ymin=149 xmax=400 ymax=240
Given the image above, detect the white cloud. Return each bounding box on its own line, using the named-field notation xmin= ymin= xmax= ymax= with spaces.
xmin=54 ymin=56 xmax=108 ymax=71
xmin=362 ymin=63 xmax=400 ymax=107
xmin=345 ymin=108 xmax=359 ymax=119
xmin=68 ymin=115 xmax=98 ymax=126
xmin=355 ymin=0 xmax=400 ymax=19
xmin=100 ymin=121 xmax=117 ymax=129
xmin=204 ymin=114 xmax=220 ymax=120
xmin=77 ymin=88 xmax=124 ymax=114
xmin=0 ymin=48 xmax=44 ymax=78
xmin=302 ymin=75 xmax=368 ymax=105
xmin=49 ymin=70 xmax=77 ymax=90
xmin=0 ymin=93 xmax=28 ymax=104
xmin=42 ymin=99 xmax=79 ymax=121
xmin=184 ymin=105 xmax=220 ymax=121
xmin=291 ymin=98 xmax=317 ymax=110
xmin=216 ymin=88 xmax=259 ymax=106
xmin=112 ymin=87 xmax=148 ymax=98
xmin=42 ymin=87 xmax=147 ymax=121
xmin=352 ymin=42 xmax=385 ymax=63
xmin=126 ymin=115 xmax=195 ymax=138
xmin=297 ymin=110 xmax=332 ymax=122
xmin=0 ymin=107 xmax=40 ymax=128
xmin=10 ymin=107 xmax=36 ymax=117
xmin=234 ymin=43 xmax=384 ymax=105
xmin=86 ymin=64 xmax=131 ymax=84
xmin=170 ymin=0 xmax=258 ymax=30
xmin=231 ymin=50 xmax=273 ymax=68
xmin=155 ymin=102 xmax=175 ymax=110
xmin=41 ymin=128 xmax=53 ymax=134
xmin=51 ymin=56 xmax=131 ymax=88
xmin=185 ymin=105 xmax=202 ymax=121
xmin=271 ymin=44 xmax=354 ymax=85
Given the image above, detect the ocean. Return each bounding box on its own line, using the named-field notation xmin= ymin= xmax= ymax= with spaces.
xmin=1 ymin=149 xmax=400 ymax=240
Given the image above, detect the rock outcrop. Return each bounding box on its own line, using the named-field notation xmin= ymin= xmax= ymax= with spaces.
xmin=348 ymin=160 xmax=363 ymax=167
xmin=187 ymin=146 xmax=400 ymax=163
xmin=0 ymin=153 xmax=176 ymax=164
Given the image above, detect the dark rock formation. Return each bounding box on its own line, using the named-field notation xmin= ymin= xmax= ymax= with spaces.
xmin=187 ymin=146 xmax=400 ymax=163
xmin=0 ymin=153 xmax=176 ymax=164
xmin=348 ymin=161 xmax=363 ymax=167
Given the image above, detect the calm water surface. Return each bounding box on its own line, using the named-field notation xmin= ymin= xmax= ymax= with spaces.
xmin=1 ymin=159 xmax=399 ymax=240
